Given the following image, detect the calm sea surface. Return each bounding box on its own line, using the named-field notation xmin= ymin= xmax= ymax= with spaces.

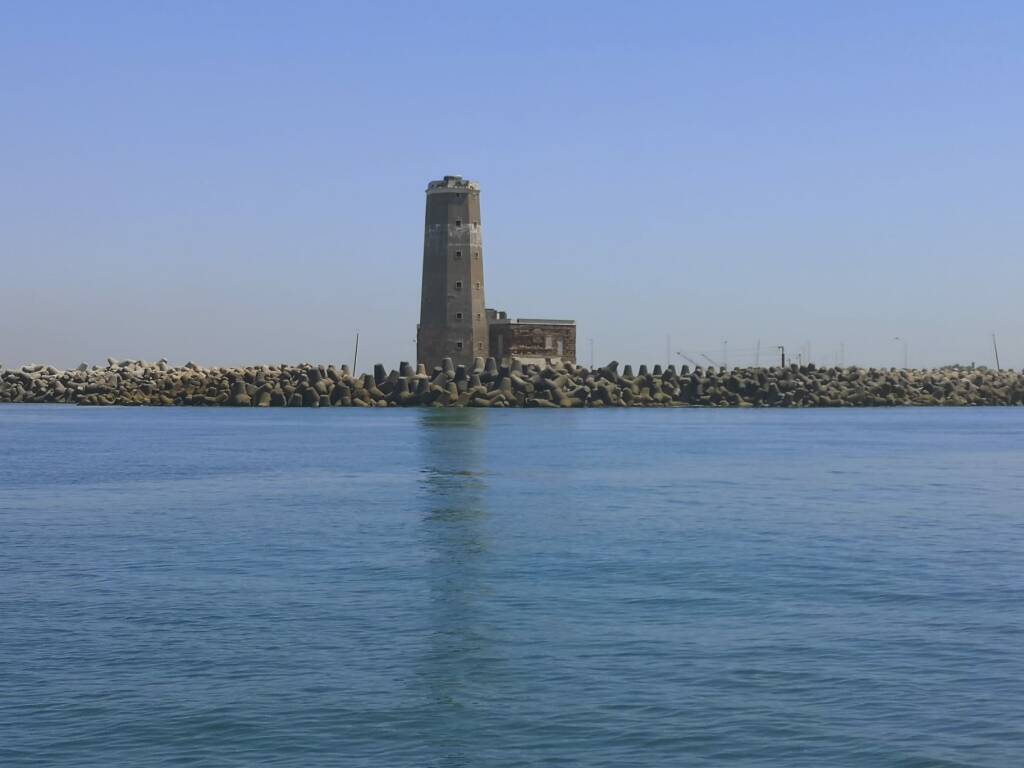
xmin=2 ymin=405 xmax=1023 ymax=767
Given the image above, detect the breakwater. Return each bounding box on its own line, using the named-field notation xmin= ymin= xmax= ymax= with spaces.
xmin=2 ymin=357 xmax=1021 ymax=407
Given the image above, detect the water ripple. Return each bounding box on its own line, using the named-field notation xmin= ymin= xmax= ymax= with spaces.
xmin=1 ymin=405 xmax=1022 ymax=766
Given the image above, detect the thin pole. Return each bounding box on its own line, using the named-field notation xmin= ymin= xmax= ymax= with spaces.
xmin=353 ymin=331 xmax=360 ymax=374
xmin=666 ymin=334 xmax=671 ymax=369
xmin=589 ymin=337 xmax=595 ymax=368
xmin=992 ymin=333 xmax=1001 ymax=371
xmin=777 ymin=345 xmax=785 ymax=367
xmin=722 ymin=340 xmax=728 ymax=370
xmin=894 ymin=337 xmax=907 ymax=369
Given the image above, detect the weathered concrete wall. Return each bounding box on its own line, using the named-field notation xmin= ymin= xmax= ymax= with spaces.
xmin=3 ymin=359 xmax=1022 ymax=408
xmin=489 ymin=321 xmax=577 ymax=366
xmin=417 ymin=176 xmax=487 ymax=370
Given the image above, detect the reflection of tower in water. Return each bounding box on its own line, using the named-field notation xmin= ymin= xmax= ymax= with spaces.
xmin=412 ymin=408 xmax=493 ymax=758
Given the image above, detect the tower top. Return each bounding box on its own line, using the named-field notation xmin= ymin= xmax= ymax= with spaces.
xmin=426 ymin=175 xmax=480 ymax=194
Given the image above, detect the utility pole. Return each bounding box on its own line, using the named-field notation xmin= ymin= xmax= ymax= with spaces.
xmin=894 ymin=336 xmax=908 ymax=369
xmin=777 ymin=345 xmax=785 ymax=367
xmin=722 ymin=340 xmax=728 ymax=370
xmin=352 ymin=331 xmax=360 ymax=374
xmin=666 ymin=334 xmax=671 ymax=369
xmin=992 ymin=333 xmax=1001 ymax=371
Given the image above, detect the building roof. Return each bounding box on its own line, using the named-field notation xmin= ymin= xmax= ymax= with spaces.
xmin=426 ymin=175 xmax=480 ymax=193
xmin=489 ymin=317 xmax=575 ymax=326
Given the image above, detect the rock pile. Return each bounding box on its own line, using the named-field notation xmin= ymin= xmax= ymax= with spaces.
xmin=1 ymin=358 xmax=1021 ymax=408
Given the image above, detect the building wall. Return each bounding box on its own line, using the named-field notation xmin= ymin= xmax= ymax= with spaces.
xmin=417 ymin=176 xmax=488 ymax=370
xmin=489 ymin=322 xmax=577 ymax=366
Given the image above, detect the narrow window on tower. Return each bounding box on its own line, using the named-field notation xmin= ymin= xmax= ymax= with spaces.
xmin=455 ymin=219 xmax=462 ymax=227
xmin=475 ymin=313 xmax=481 ymax=321
xmin=477 ymin=342 xmax=484 ymax=350
xmin=455 ymin=281 xmax=462 ymax=290
xmin=456 ymin=312 xmax=464 ymax=320
xmin=474 ymin=252 xmax=479 ymax=261
xmin=454 ymin=250 xmax=462 ymax=260
xmin=456 ymin=341 xmax=464 ymax=350
xmin=474 ymin=282 xmax=480 ymax=290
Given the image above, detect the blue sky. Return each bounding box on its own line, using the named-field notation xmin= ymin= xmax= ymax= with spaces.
xmin=2 ymin=2 xmax=1022 ymax=369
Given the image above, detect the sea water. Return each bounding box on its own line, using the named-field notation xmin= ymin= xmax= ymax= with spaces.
xmin=2 ymin=405 xmax=1022 ymax=766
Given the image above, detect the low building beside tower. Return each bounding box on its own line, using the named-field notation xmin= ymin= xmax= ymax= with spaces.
xmin=486 ymin=311 xmax=576 ymax=367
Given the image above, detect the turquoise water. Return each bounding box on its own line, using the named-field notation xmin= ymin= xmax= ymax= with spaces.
xmin=2 ymin=405 xmax=1023 ymax=766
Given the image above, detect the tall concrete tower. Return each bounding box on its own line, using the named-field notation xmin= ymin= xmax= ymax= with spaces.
xmin=417 ymin=175 xmax=488 ymax=369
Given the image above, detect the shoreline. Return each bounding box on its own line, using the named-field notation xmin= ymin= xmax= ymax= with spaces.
xmin=2 ymin=358 xmax=1021 ymax=408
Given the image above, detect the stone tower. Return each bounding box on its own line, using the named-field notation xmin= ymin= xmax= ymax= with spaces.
xmin=417 ymin=175 xmax=488 ymax=369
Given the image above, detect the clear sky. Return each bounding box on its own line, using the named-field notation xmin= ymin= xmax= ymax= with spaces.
xmin=3 ymin=2 xmax=1021 ymax=371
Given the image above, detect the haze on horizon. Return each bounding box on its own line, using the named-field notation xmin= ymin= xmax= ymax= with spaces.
xmin=2 ymin=2 xmax=1022 ymax=371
